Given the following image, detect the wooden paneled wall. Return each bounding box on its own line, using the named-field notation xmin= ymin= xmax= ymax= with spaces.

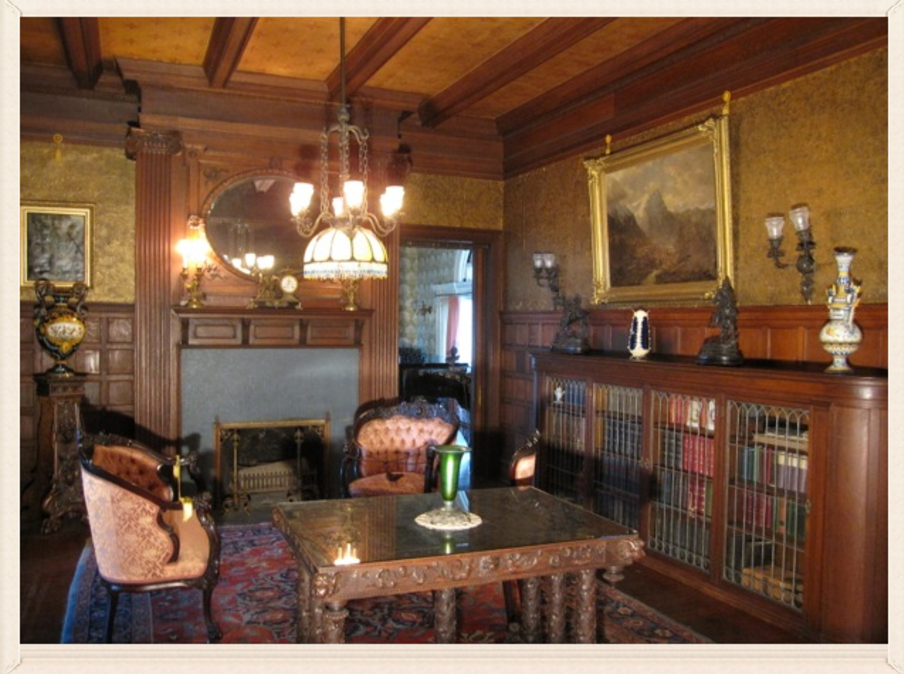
xmin=499 ymin=303 xmax=887 ymax=478
xmin=20 ymin=302 xmax=136 ymax=521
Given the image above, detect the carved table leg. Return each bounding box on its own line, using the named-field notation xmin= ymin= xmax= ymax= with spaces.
xmin=433 ymin=588 xmax=457 ymax=643
xmin=520 ymin=577 xmax=541 ymax=643
xmin=545 ymin=574 xmax=567 ymax=643
xmin=322 ymin=602 xmax=348 ymax=644
xmin=572 ymin=569 xmax=597 ymax=644
xmin=297 ymin=567 xmax=312 ymax=643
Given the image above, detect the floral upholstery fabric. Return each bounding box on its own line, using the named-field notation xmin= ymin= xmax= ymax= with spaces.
xmin=81 ymin=470 xmax=209 ymax=586
xmin=355 ymin=415 xmax=456 ymax=477
xmin=91 ymin=443 xmax=173 ymax=501
xmin=347 ymin=471 xmax=426 ymax=498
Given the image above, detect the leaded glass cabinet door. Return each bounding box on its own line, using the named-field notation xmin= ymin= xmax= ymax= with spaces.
xmin=591 ymin=383 xmax=643 ymax=529
xmin=724 ymin=401 xmax=809 ymax=613
xmin=538 ymin=375 xmax=587 ymax=504
xmin=648 ymin=390 xmax=715 ymax=573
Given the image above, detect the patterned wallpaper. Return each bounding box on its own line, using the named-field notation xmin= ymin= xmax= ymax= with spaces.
xmin=20 ymin=142 xmax=136 ymax=303
xmin=399 ymin=247 xmax=460 ymax=360
xmin=504 ymin=47 xmax=888 ymax=311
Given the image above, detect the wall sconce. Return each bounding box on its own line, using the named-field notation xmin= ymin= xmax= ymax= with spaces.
xmin=764 ymin=205 xmax=816 ymax=303
xmin=532 ymin=252 xmax=560 ymax=297
xmin=531 ymin=251 xmax=590 ymax=354
xmin=176 ymin=216 xmax=217 ymax=308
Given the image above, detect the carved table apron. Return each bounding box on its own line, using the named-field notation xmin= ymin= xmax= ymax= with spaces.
xmin=272 ymin=487 xmax=644 ymax=644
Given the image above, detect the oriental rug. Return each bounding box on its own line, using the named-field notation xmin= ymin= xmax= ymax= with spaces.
xmin=61 ymin=522 xmax=708 ymax=644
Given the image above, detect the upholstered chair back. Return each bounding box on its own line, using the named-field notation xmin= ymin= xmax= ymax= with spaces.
xmin=341 ymin=398 xmax=461 ymax=498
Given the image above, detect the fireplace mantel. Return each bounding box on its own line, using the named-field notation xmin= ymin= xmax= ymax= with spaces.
xmin=173 ymin=306 xmax=371 ymax=348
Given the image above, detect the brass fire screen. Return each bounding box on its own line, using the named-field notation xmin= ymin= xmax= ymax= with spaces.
xmin=214 ymin=416 xmax=330 ymax=512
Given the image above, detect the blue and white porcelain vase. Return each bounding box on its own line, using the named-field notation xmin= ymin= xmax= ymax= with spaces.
xmin=628 ymin=309 xmax=652 ymax=359
xmin=819 ymin=247 xmax=862 ymax=373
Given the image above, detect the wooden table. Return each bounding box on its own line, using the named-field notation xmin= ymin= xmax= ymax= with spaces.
xmin=272 ymin=486 xmax=644 ymax=643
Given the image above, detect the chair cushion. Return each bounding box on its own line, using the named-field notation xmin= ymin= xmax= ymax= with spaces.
xmin=347 ymin=471 xmax=426 ymax=498
xmin=354 ymin=414 xmax=455 ymax=479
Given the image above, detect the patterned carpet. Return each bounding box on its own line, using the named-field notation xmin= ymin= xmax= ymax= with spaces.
xmin=62 ymin=523 xmax=709 ymax=644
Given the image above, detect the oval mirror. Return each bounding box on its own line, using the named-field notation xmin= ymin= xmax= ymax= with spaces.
xmin=204 ymin=173 xmax=304 ymax=279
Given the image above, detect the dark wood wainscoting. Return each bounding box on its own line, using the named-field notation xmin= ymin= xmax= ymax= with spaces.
xmin=20 ymin=302 xmax=136 ymax=521
xmin=499 ymin=303 xmax=887 ymax=477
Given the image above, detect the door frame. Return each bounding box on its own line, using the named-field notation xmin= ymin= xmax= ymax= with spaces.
xmin=399 ymin=224 xmax=504 ymax=482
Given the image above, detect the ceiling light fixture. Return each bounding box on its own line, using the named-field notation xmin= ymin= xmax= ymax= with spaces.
xmin=290 ymin=17 xmax=403 ymax=306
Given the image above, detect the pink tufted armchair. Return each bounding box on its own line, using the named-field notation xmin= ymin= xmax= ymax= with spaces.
xmin=340 ymin=399 xmax=461 ymax=498
xmin=78 ymin=433 xmax=221 ymax=642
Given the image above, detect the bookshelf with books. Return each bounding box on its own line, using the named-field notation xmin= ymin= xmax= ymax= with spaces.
xmin=530 ymin=350 xmax=887 ymax=643
xmin=591 ymin=383 xmax=643 ymax=529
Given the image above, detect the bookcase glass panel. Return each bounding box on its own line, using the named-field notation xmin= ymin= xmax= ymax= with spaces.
xmin=724 ymin=401 xmax=808 ymax=612
xmin=540 ymin=376 xmax=586 ymax=504
xmin=649 ymin=391 xmax=714 ymax=572
xmin=591 ymin=383 xmax=642 ymax=529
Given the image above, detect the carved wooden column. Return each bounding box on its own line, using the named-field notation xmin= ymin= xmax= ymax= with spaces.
xmin=125 ymin=128 xmax=183 ymax=449
xmin=35 ymin=374 xmax=86 ymax=533
xmin=359 ymin=227 xmax=399 ymax=403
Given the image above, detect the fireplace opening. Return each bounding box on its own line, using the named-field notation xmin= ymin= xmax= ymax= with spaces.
xmin=214 ymin=417 xmax=330 ymax=512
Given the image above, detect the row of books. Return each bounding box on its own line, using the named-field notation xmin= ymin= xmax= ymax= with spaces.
xmin=666 ymin=395 xmax=716 ymax=432
xmin=593 ymin=454 xmax=642 ymax=494
xmin=737 ymin=443 xmax=808 ymax=494
xmin=596 ymin=415 xmax=643 ymax=458
xmin=731 ymin=489 xmax=807 ymax=541
xmin=657 ymin=429 xmax=715 ymax=477
xmin=593 ymin=492 xmax=639 ymax=529
xmin=654 ymin=470 xmax=713 ymax=519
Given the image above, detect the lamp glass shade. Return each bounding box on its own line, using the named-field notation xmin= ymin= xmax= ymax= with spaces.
xmin=290 ymin=182 xmax=314 ymax=215
xmin=789 ymin=206 xmax=810 ymax=232
xmin=765 ymin=216 xmax=785 ymax=239
xmin=302 ymin=226 xmax=388 ymax=280
xmin=343 ymin=180 xmax=365 ymax=209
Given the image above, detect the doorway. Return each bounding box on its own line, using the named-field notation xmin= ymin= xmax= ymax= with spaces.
xmin=398 ymin=225 xmax=503 ymax=482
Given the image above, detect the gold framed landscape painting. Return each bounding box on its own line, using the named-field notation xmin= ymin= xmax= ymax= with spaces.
xmin=585 ymin=115 xmax=733 ymax=305
xmin=20 ymin=202 xmax=93 ymax=288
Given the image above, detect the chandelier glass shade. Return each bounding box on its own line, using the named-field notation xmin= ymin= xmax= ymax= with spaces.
xmin=302 ymin=225 xmax=388 ymax=280
xmin=291 ymin=18 xmax=403 ymax=282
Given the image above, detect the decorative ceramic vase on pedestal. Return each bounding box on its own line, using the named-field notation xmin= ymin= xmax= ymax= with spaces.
xmin=628 ymin=309 xmax=651 ymax=359
xmin=819 ymin=247 xmax=862 ymax=373
xmin=34 ymin=279 xmax=88 ymax=377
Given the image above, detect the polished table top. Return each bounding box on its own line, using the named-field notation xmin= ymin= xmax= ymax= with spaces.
xmin=273 ymin=486 xmax=637 ymax=570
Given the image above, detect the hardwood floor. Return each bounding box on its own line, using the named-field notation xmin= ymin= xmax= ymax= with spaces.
xmin=20 ymin=511 xmax=806 ymax=644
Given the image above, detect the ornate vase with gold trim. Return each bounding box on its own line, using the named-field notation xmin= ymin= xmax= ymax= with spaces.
xmin=34 ymin=279 xmax=88 ymax=377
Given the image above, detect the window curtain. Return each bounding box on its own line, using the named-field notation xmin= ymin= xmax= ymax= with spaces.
xmin=445 ymin=296 xmax=460 ymax=358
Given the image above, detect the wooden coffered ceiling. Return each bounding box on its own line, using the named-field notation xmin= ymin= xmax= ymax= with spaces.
xmin=19 ymin=16 xmax=887 ymax=179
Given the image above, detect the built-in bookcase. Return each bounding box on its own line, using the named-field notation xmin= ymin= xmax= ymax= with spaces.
xmin=591 ymin=384 xmax=642 ymax=529
xmin=649 ymin=391 xmax=715 ymax=573
xmin=531 ymin=350 xmax=886 ymax=642
xmin=724 ymin=401 xmax=808 ymax=612
xmin=539 ymin=375 xmax=586 ymax=505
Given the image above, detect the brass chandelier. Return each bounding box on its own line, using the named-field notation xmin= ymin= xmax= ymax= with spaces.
xmin=289 ymin=18 xmax=403 ymax=298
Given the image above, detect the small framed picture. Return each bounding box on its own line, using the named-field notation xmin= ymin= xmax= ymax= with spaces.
xmin=20 ymin=202 xmax=93 ymax=288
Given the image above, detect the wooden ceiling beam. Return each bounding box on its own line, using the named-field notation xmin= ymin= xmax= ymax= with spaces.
xmin=328 ymin=18 xmax=432 ymax=101
xmin=203 ymin=17 xmax=259 ymax=88
xmin=497 ymin=17 xmax=763 ymax=136
xmin=418 ymin=17 xmax=616 ymax=129
xmin=503 ymin=17 xmax=888 ymax=177
xmin=58 ymin=18 xmax=103 ymax=90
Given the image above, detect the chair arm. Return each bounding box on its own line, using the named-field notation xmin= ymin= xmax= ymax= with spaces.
xmin=179 ymin=450 xmax=209 ymax=493
xmin=339 ymin=441 xmax=361 ymax=498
